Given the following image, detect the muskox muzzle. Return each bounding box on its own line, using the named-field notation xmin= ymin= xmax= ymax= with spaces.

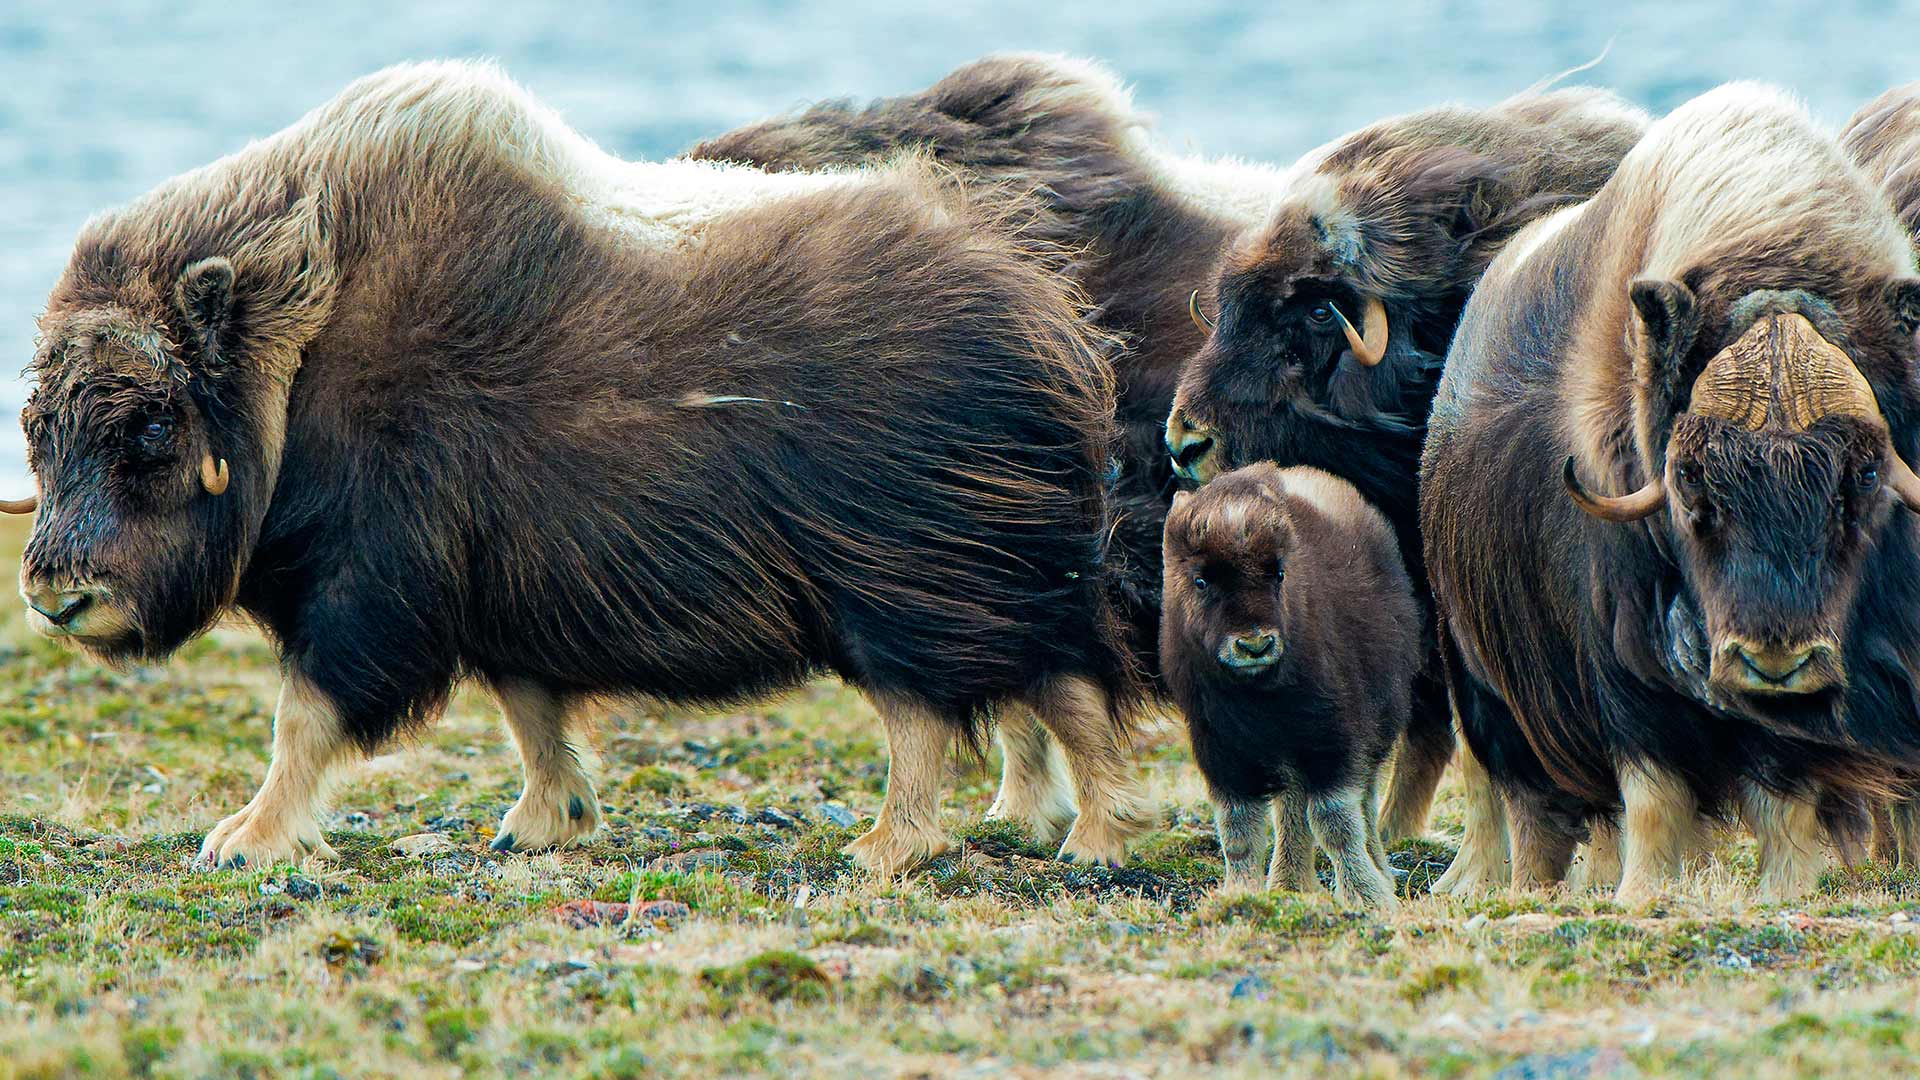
xmin=1165 ymin=406 xmax=1222 ymax=484
xmin=1217 ymin=629 xmax=1283 ymax=673
xmin=1712 ymin=638 xmax=1841 ymax=696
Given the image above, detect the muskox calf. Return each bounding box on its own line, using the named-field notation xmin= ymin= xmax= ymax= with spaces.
xmin=11 ymin=61 xmax=1148 ymax=877
xmin=1161 ymin=464 xmax=1421 ymax=910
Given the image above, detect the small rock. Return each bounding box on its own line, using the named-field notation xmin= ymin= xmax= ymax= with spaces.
xmin=1463 ymin=913 xmax=1490 ymax=932
xmin=819 ymin=803 xmax=860 ymax=828
xmin=1893 ymin=910 xmax=1912 ymax=924
xmin=752 ymin=807 xmax=799 ymax=830
xmin=391 ymin=833 xmax=455 ymax=858
xmin=258 ymin=882 xmax=283 ymax=896
xmin=1229 ymin=973 xmax=1268 ymax=1000
xmin=720 ymin=805 xmax=750 ymax=824
xmin=284 ymin=876 xmax=322 ymax=901
xmin=341 ymin=812 xmax=375 ymax=830
xmin=423 ymin=815 xmax=469 ymax=834
xmin=653 ymin=847 xmax=732 ymax=874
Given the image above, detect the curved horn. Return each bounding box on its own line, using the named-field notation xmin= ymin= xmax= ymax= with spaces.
xmin=0 ymin=493 xmax=36 ymax=515
xmin=1563 ymin=457 xmax=1667 ymax=523
xmin=1332 ymin=297 xmax=1389 ymax=367
xmin=1884 ymin=450 xmax=1920 ymax=514
xmin=1189 ymin=290 xmax=1216 ymax=334
xmin=200 ymin=455 xmax=230 ymax=497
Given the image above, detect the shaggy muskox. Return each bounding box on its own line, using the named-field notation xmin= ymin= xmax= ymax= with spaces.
xmin=688 ymin=53 xmax=1293 ymax=841
xmin=1161 ymin=464 xmax=1421 ymax=910
xmin=11 ymin=61 xmax=1151 ymax=876
xmin=1844 ymin=83 xmax=1920 ymax=240
xmin=1422 ymin=82 xmax=1920 ymax=902
xmin=1162 ymin=86 xmax=1650 ymax=839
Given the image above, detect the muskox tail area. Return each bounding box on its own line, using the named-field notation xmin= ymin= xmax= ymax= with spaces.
xmin=684 ymin=53 xmax=1147 ymax=260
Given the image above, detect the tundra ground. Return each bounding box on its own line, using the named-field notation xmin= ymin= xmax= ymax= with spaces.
xmin=3 ymin=517 xmax=1920 ymax=1079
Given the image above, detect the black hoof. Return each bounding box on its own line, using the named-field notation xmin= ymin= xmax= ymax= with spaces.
xmin=568 ymin=796 xmax=586 ymax=822
xmin=489 ymin=832 xmax=518 ymax=853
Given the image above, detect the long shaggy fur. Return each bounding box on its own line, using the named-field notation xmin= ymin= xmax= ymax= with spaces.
xmin=21 ymin=61 xmax=1140 ymax=752
xmin=1842 ymin=83 xmax=1920 ymax=241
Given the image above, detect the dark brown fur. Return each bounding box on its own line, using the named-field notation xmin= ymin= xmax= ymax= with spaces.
xmin=18 ymin=64 xmax=1140 ymax=817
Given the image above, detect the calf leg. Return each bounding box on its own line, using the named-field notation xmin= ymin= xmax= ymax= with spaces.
xmin=491 ymin=680 xmax=601 ymax=853
xmin=1509 ymin=788 xmax=1578 ymax=891
xmin=846 ymin=692 xmax=957 ymax=876
xmin=1378 ymin=673 xmax=1453 ymax=841
xmin=1615 ymin=763 xmax=1700 ymax=906
xmin=985 ymin=709 xmax=1077 ymax=847
xmin=1030 ymin=676 xmax=1152 ymax=865
xmin=1566 ymin=816 xmax=1623 ymax=893
xmin=1307 ymin=787 xmax=1399 ymax=911
xmin=1738 ymin=783 xmax=1828 ymax=901
xmin=197 ymin=674 xmax=348 ymax=869
xmin=1431 ymin=732 xmax=1511 ymax=895
xmin=1269 ymin=792 xmax=1319 ymax=892
xmin=1363 ymin=771 xmax=1394 ymax=882
xmin=1213 ymin=795 xmax=1273 ymax=890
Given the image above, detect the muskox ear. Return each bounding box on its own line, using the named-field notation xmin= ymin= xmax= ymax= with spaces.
xmin=175 ymin=257 xmax=237 ymax=362
xmin=1887 ymin=278 xmax=1920 ymax=337
xmin=1631 ymin=279 xmax=1699 ymax=368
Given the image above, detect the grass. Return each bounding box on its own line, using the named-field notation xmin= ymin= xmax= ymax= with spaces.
xmin=3 ymin=517 xmax=1920 ymax=1076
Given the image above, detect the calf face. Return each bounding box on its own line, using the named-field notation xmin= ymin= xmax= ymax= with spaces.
xmin=1161 ymin=466 xmax=1295 ymax=682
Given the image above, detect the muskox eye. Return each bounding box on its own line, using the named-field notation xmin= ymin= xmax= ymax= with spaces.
xmin=1307 ymin=303 xmax=1333 ymax=326
xmin=140 ymin=417 xmax=173 ymax=444
xmin=1677 ymin=462 xmax=1704 ymax=488
xmin=1193 ymin=575 xmax=1209 ymax=592
xmin=1857 ymin=465 xmax=1880 ymax=493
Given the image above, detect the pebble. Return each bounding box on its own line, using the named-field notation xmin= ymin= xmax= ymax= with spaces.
xmin=1463 ymin=913 xmax=1490 ymax=931
xmin=819 ymin=802 xmax=860 ymax=828
xmin=1229 ymin=973 xmax=1268 ymax=1000
xmin=752 ymin=807 xmax=799 ymax=830
xmin=284 ymin=875 xmax=322 ymax=901
xmin=391 ymin=833 xmax=456 ymax=858
xmin=341 ymin=812 xmax=375 ymax=830
xmin=652 ymin=848 xmax=732 ymax=873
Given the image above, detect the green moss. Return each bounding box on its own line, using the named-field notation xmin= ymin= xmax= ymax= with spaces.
xmin=1401 ymin=963 xmax=1483 ymax=1003
xmin=700 ymin=950 xmax=832 ymax=1005
xmin=423 ymin=1006 xmax=490 ymax=1060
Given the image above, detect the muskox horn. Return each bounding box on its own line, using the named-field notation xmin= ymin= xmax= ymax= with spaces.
xmin=1189 ymin=290 xmax=1216 ymax=334
xmin=0 ymin=493 xmax=36 ymax=515
xmin=201 ymin=455 xmax=230 ymax=497
xmin=1332 ymin=297 xmax=1389 ymax=367
xmin=1563 ymin=457 xmax=1667 ymax=523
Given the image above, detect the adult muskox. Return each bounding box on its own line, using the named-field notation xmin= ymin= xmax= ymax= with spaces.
xmin=1163 ymin=86 xmax=1649 ymax=838
xmin=11 ymin=61 xmax=1148 ymax=876
xmin=1422 ymin=83 xmax=1920 ymax=902
xmin=689 ymin=54 xmax=1290 ymax=841
xmin=1843 ymin=83 xmax=1920 ymax=240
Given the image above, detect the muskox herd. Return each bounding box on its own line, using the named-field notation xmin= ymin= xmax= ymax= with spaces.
xmin=15 ymin=56 xmax=1920 ymax=910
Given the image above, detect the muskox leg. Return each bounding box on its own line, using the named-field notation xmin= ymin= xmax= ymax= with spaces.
xmin=1363 ymin=771 xmax=1394 ymax=881
xmin=490 ymin=680 xmax=602 ymax=853
xmin=985 ymin=709 xmax=1078 ymax=847
xmin=1431 ymin=732 xmax=1512 ymax=896
xmin=1508 ymin=790 xmax=1578 ymax=891
xmin=195 ymin=674 xmax=347 ymax=869
xmin=1885 ymin=797 xmax=1920 ymax=868
xmin=1213 ymin=795 xmax=1273 ymax=890
xmin=845 ymin=692 xmax=957 ymax=876
xmin=1268 ymin=791 xmax=1319 ymax=893
xmin=1306 ymin=787 xmax=1399 ymax=911
xmin=1566 ymin=816 xmax=1623 ymax=893
xmin=1737 ymin=783 xmax=1829 ymax=901
xmin=1030 ymin=675 xmax=1151 ymax=866
xmin=1615 ymin=763 xmax=1700 ymax=906
xmin=1377 ymin=672 xmax=1453 ymax=841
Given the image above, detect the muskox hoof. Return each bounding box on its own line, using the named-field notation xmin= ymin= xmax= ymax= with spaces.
xmin=983 ymin=796 xmax=1078 ymax=850
xmin=1055 ymin=824 xmax=1130 ymax=868
xmin=494 ymin=781 xmax=602 ymax=854
xmin=845 ymin=820 xmax=953 ymax=877
xmin=195 ymin=805 xmax=338 ymax=871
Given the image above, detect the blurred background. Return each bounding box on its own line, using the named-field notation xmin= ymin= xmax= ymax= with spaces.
xmin=2 ymin=0 xmax=1916 ymax=484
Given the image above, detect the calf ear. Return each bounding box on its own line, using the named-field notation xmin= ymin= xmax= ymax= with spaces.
xmin=174 ymin=257 xmax=237 ymax=362
xmin=1888 ymin=278 xmax=1920 ymax=337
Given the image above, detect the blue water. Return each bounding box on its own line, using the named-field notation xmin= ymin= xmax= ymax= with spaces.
xmin=3 ymin=0 xmax=1916 ymax=484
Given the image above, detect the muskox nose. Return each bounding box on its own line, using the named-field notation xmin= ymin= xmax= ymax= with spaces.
xmin=1719 ymin=640 xmax=1837 ymax=694
xmin=1220 ymin=630 xmax=1282 ymax=672
xmin=24 ymin=586 xmax=95 ymax=628
xmin=1165 ymin=408 xmax=1222 ymax=485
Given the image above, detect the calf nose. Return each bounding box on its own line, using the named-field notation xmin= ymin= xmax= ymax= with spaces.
xmin=24 ymin=586 xmax=95 ymax=628
xmin=1165 ymin=407 xmax=1222 ymax=484
xmin=1221 ymin=630 xmax=1282 ymax=671
xmin=1736 ymin=643 xmax=1819 ymax=683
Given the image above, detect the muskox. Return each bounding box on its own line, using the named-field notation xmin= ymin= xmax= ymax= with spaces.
xmin=12 ymin=61 xmax=1150 ymax=876
xmin=1163 ymin=86 xmax=1650 ymax=840
xmin=1161 ymin=464 xmax=1421 ymax=910
xmin=688 ymin=53 xmax=1296 ymax=840
xmin=1422 ymin=82 xmax=1920 ymax=902
xmin=1843 ymin=83 xmax=1920 ymax=240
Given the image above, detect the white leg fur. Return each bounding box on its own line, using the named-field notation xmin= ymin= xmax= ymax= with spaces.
xmin=1030 ymin=676 xmax=1152 ymax=866
xmin=196 ymin=674 xmax=348 ymax=869
xmin=1566 ymin=816 xmax=1624 ymax=893
xmin=1269 ymin=792 xmax=1320 ymax=893
xmin=1738 ymin=783 xmax=1830 ymax=901
xmin=1214 ymin=796 xmax=1273 ymax=891
xmin=985 ymin=709 xmax=1077 ymax=847
xmin=492 ymin=680 xmax=602 ymax=853
xmin=1432 ymin=733 xmax=1511 ymax=895
xmin=1615 ymin=763 xmax=1700 ymax=906
xmin=845 ymin=692 xmax=956 ymax=876
xmin=1308 ymin=786 xmax=1399 ymax=911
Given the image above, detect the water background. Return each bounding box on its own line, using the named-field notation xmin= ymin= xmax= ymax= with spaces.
xmin=3 ymin=0 xmax=1918 ymax=485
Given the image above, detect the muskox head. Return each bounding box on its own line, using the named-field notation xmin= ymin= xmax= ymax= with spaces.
xmin=1565 ymin=285 xmax=1920 ymax=706
xmin=16 ymin=188 xmax=334 ymax=664
xmin=1161 ymin=463 xmax=1300 ymax=679
xmin=1164 ymin=150 xmax=1503 ymax=485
